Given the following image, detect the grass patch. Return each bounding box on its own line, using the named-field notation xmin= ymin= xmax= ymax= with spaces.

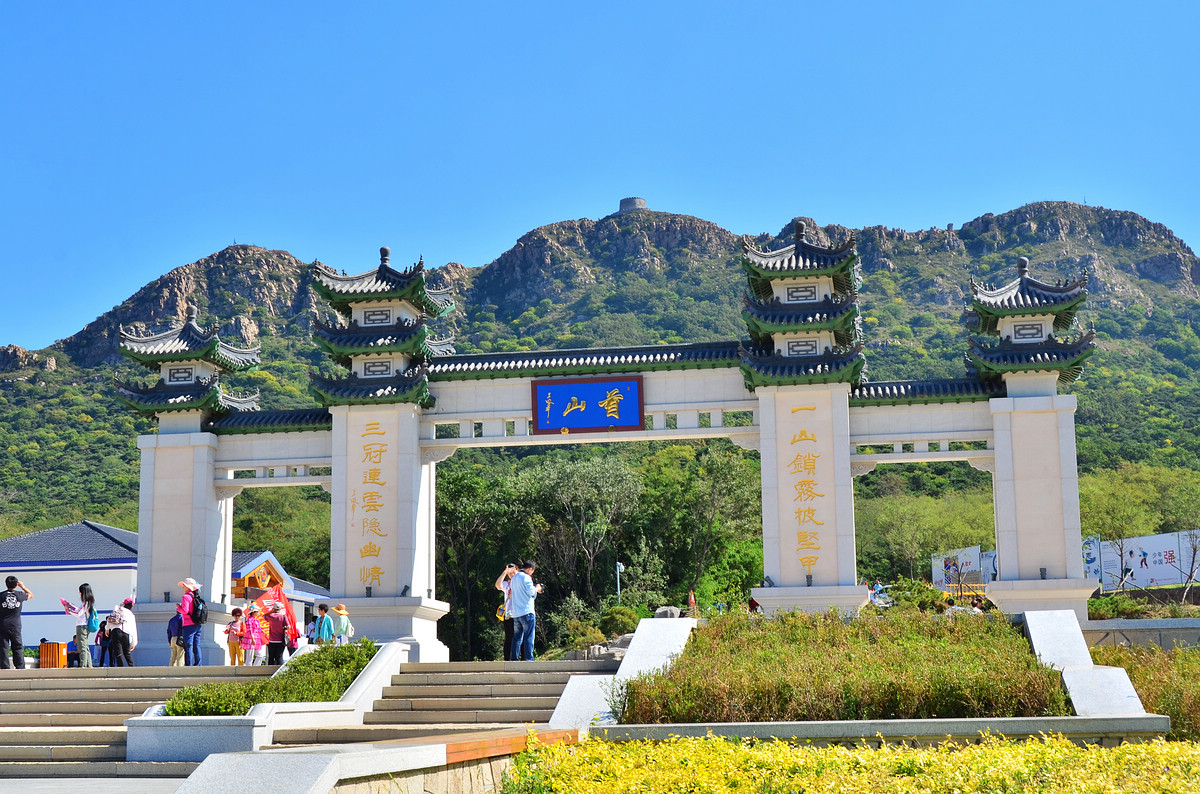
xmin=501 ymin=734 xmax=1200 ymax=793
xmin=610 ymin=610 xmax=1069 ymax=723
xmin=164 ymin=639 xmax=378 ymax=716
xmin=1092 ymin=644 xmax=1200 ymax=740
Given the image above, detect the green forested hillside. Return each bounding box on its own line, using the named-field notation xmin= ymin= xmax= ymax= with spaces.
xmin=2 ymin=201 xmax=1199 ymax=658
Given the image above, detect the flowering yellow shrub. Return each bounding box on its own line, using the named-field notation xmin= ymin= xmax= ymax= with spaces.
xmin=502 ymin=734 xmax=1200 ymax=793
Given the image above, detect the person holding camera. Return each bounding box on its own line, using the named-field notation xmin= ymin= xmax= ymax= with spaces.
xmin=0 ymin=576 xmax=33 ymax=669
xmin=509 ymin=561 xmax=543 ymax=662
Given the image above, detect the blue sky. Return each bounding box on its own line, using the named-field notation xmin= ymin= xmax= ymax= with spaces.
xmin=2 ymin=2 xmax=1197 ymax=351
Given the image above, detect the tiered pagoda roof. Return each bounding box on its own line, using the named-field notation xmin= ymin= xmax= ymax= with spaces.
xmin=966 ymin=330 xmax=1096 ymax=387
xmin=742 ymin=293 xmax=859 ymax=348
xmin=738 ymin=342 xmax=865 ymax=390
xmin=119 ymin=306 xmax=261 ymax=371
xmin=309 ymin=367 xmax=433 ymax=408
xmin=966 ymin=258 xmax=1088 ymax=334
xmin=741 ymin=222 xmax=860 ymax=301
xmin=308 ymin=247 xmax=455 ymax=408
xmin=116 ymin=305 xmax=262 ymax=417
xmin=312 ymin=316 xmax=455 ymax=368
xmin=204 ymin=408 xmax=333 ymax=435
xmin=114 ymin=376 xmax=260 ymax=416
xmin=737 ymin=220 xmax=866 ymax=389
xmin=311 ymin=249 xmax=455 ymax=319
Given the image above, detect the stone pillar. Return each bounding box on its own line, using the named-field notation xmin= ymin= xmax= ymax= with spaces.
xmin=986 ymin=393 xmax=1095 ymax=619
xmin=329 ymin=404 xmax=449 ymax=661
xmin=751 ymin=384 xmax=867 ymax=614
xmin=133 ymin=428 xmax=231 ymax=665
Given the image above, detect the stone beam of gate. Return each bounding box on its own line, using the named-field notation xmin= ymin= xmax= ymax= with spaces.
xmin=847 ymin=400 xmax=996 ymax=475
xmin=212 ymin=430 xmax=334 ymax=490
xmin=421 ymin=368 xmax=761 ymax=452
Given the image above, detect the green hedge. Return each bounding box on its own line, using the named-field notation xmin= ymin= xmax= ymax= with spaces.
xmin=610 ymin=610 xmax=1069 ymax=723
xmin=1092 ymin=643 xmax=1200 ymax=740
xmin=164 ymin=639 xmax=378 ymax=716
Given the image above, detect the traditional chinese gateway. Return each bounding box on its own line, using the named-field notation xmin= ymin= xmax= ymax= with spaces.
xmin=116 ymin=214 xmax=1096 ymax=664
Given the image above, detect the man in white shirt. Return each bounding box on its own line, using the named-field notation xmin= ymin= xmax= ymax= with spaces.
xmin=509 ymin=561 xmax=543 ymax=662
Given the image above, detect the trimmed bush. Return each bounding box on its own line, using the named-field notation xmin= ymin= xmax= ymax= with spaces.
xmin=1092 ymin=643 xmax=1200 ymax=740
xmin=501 ymin=734 xmax=1200 ymax=793
xmin=164 ymin=638 xmax=378 ymax=716
xmin=610 ymin=610 xmax=1069 ymax=723
xmin=599 ymin=605 xmax=640 ymax=637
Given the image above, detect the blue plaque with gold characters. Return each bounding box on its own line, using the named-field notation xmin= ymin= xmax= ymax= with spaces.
xmin=531 ymin=376 xmax=644 ymax=435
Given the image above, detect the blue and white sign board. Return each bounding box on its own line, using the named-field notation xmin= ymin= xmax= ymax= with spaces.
xmin=531 ymin=376 xmax=644 ymax=435
xmin=1083 ymin=530 xmax=1200 ymax=591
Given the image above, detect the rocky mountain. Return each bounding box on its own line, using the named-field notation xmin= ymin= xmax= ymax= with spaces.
xmin=1 ymin=200 xmax=1199 ymax=523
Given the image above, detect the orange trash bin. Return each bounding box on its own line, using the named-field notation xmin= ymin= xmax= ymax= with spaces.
xmin=39 ymin=642 xmax=67 ymax=669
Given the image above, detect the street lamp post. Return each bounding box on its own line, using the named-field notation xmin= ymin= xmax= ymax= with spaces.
xmin=616 ymin=561 xmax=625 ymax=604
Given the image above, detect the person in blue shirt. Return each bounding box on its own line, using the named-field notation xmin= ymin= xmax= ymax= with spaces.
xmin=509 ymin=561 xmax=543 ymax=662
xmin=315 ymin=603 xmax=335 ymax=645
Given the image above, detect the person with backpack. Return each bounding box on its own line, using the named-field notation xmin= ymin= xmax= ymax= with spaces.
xmin=332 ymin=604 xmax=353 ymax=646
xmin=177 ymin=577 xmax=206 ymax=666
xmin=106 ymin=598 xmax=137 ymax=666
xmin=63 ymin=582 xmax=98 ymax=668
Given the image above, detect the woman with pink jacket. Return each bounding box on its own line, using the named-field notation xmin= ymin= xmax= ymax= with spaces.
xmin=240 ymin=603 xmax=266 ymax=666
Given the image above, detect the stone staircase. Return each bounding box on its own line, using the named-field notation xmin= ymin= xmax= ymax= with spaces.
xmin=272 ymin=659 xmax=618 ymax=746
xmin=0 ymin=665 xmax=274 ymax=778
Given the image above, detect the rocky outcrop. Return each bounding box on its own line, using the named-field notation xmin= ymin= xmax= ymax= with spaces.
xmin=55 ymin=245 xmax=319 ymax=367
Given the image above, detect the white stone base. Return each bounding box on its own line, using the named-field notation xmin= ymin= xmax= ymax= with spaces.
xmin=986 ymin=579 xmax=1098 ymax=621
xmin=750 ymin=585 xmax=868 ymax=616
xmin=333 ymin=596 xmax=450 ymax=662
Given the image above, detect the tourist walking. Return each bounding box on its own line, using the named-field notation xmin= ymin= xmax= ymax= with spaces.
xmin=106 ymin=598 xmax=138 ymax=666
xmin=332 ymin=604 xmax=353 ymax=645
xmin=265 ymin=603 xmax=289 ymax=665
xmin=314 ymin=604 xmax=335 ymax=645
xmin=0 ymin=576 xmax=33 ymax=669
xmin=225 ymin=608 xmax=245 ymax=666
xmin=63 ymin=582 xmax=97 ymax=668
xmin=495 ymin=563 xmax=517 ymax=661
xmin=509 ymin=561 xmax=542 ymax=662
xmin=177 ymin=577 xmax=204 ymax=666
xmin=166 ymin=612 xmax=185 ymax=667
xmin=242 ymin=603 xmax=266 ymax=666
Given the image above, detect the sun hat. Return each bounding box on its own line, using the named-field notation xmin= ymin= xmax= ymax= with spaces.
xmin=246 ymin=603 xmax=261 ymax=613
xmin=333 ymin=604 xmax=349 ymax=616
xmin=271 ymin=603 xmax=284 ymax=613
xmin=178 ymin=577 xmax=201 ymax=591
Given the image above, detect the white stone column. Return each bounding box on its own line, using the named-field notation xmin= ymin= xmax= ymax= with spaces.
xmin=133 ymin=430 xmax=230 ymax=665
xmin=329 ymin=403 xmax=448 ymax=661
xmin=986 ymin=393 xmax=1095 ymax=619
xmin=751 ymin=383 xmax=866 ymax=614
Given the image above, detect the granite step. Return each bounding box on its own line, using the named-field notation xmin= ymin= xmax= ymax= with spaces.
xmin=0 ymin=687 xmax=183 ymax=702
xmin=399 ymin=660 xmax=618 ymax=674
xmin=0 ymin=712 xmax=131 ymax=727
xmin=390 ymin=671 xmax=578 ymax=686
xmin=0 ymin=760 xmax=197 ymax=778
xmin=0 ymin=743 xmax=127 ymax=761
xmin=383 ymin=682 xmax=567 ymax=697
xmin=0 ymin=700 xmax=157 ymax=715
xmin=0 ymin=727 xmax=125 ymax=746
xmin=271 ymin=723 xmax=519 ymax=745
xmin=363 ymin=709 xmax=554 ymax=724
xmin=372 ymin=695 xmax=561 ymax=712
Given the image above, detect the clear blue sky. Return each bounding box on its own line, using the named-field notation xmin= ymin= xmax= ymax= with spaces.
xmin=2 ymin=2 xmax=1197 ymax=351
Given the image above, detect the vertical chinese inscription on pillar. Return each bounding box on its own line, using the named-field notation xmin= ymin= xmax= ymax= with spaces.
xmin=356 ymin=420 xmax=390 ymax=590
xmin=789 ymin=406 xmax=825 ymax=578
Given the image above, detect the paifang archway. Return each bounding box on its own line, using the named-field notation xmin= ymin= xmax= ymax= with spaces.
xmin=116 ymin=227 xmax=1097 ymax=664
